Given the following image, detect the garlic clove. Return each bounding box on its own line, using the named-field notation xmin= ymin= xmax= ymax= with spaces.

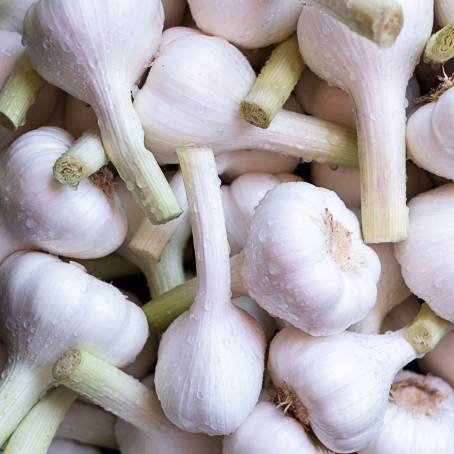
xmin=242 ymin=182 xmax=381 ymax=336
xmin=395 ymin=184 xmax=454 ymax=323
xmin=0 ymin=127 xmax=127 ymax=261
xmin=187 ymin=0 xmax=304 ymax=49
xmin=359 ymin=370 xmax=454 ymax=454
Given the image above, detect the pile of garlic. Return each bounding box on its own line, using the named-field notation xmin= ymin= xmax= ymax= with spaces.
xmin=0 ymin=0 xmax=453 ymax=453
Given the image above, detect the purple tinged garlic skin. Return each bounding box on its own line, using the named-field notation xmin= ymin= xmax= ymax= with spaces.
xmin=268 ymin=327 xmax=418 ymax=453
xmin=241 ymin=182 xmax=381 ymax=336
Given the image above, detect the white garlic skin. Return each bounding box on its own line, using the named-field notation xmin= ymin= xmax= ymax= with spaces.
xmin=0 ymin=252 xmax=149 ymax=372
xmin=0 ymin=127 xmax=127 ymax=260
xmin=269 ymin=327 xmax=418 ymax=453
xmin=64 ymin=96 xmax=97 ymax=138
xmin=116 ymin=376 xmax=222 ymax=454
xmin=395 ymin=184 xmax=454 ymax=323
xmin=163 ymin=0 xmax=187 ymax=28
xmin=155 ymin=306 xmax=265 ymax=435
xmin=0 ymin=30 xmax=24 ymax=88
xmin=48 ymin=439 xmax=101 ymax=454
xmin=0 ymin=0 xmax=34 ymax=33
xmin=187 ymin=0 xmax=304 ymax=49
xmin=242 ymin=182 xmax=381 ymax=336
xmin=360 ymin=371 xmax=454 ymax=454
xmin=222 ymin=173 xmax=300 ymax=255
xmin=407 ymin=88 xmax=454 ymax=182
xmin=223 ymin=391 xmax=329 ymax=454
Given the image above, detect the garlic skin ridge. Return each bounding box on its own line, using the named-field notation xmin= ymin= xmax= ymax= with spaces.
xmin=360 ymin=370 xmax=454 ymax=454
xmin=135 ymin=29 xmax=358 ymax=168
xmin=187 ymin=0 xmax=304 ymax=49
xmin=395 ymin=184 xmax=454 ymax=323
xmin=0 ymin=127 xmax=127 ymax=262
xmin=298 ymin=0 xmax=434 ymax=243
xmin=407 ymin=88 xmax=454 ymax=182
xmin=115 ymin=376 xmax=222 ymax=454
xmin=268 ymin=326 xmax=418 ymax=453
xmin=240 ymin=182 xmax=381 ymax=336
xmin=155 ymin=148 xmax=265 ymax=436
xmin=0 ymin=251 xmax=148 ymax=446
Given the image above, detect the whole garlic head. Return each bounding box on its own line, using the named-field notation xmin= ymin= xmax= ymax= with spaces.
xmin=360 ymin=371 xmax=454 ymax=454
xmin=395 ymin=184 xmax=454 ymax=323
xmin=268 ymin=326 xmax=418 ymax=453
xmin=187 ymin=0 xmax=304 ymax=49
xmin=241 ymin=182 xmax=381 ymax=336
xmin=0 ymin=127 xmax=127 ymax=261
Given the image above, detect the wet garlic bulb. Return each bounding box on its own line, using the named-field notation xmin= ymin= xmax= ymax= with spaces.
xmin=223 ymin=391 xmax=330 ymax=454
xmin=240 ymin=182 xmax=380 ymax=336
xmin=155 ymin=148 xmax=265 ymax=436
xmin=187 ymin=0 xmax=304 ymax=49
xmin=395 ymin=184 xmax=454 ymax=323
xmin=0 ymin=251 xmax=148 ymax=446
xmin=407 ymin=87 xmax=454 ymax=182
xmin=360 ymin=371 xmax=454 ymax=454
xmin=135 ymin=29 xmax=358 ymax=168
xmin=0 ymin=127 xmax=127 ymax=262
xmin=222 ymin=173 xmax=301 ymax=255
xmin=268 ymin=326 xmax=419 ymax=453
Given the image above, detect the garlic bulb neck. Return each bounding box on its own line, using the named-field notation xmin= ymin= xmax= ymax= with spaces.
xmin=155 ymin=148 xmax=265 ymax=435
xmin=135 ymin=30 xmax=358 ymax=168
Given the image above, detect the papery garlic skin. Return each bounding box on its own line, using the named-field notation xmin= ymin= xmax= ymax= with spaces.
xmin=242 ymin=182 xmax=381 ymax=336
xmin=163 ymin=0 xmax=187 ymax=28
xmin=395 ymin=184 xmax=454 ymax=323
xmin=116 ymin=376 xmax=222 ymax=454
xmin=48 ymin=439 xmax=101 ymax=454
xmin=222 ymin=173 xmax=300 ymax=255
xmin=298 ymin=0 xmax=433 ymax=243
xmin=0 ymin=127 xmax=127 ymax=261
xmin=269 ymin=327 xmax=418 ymax=453
xmin=187 ymin=0 xmax=304 ymax=49
xmin=407 ymin=88 xmax=454 ymax=182
xmin=0 ymin=251 xmax=148 ymax=445
xmin=223 ymin=391 xmax=329 ymax=454
xmin=360 ymin=371 xmax=454 ymax=454
xmin=0 ymin=31 xmax=24 ymax=88
xmin=0 ymin=0 xmax=34 ymax=33
xmin=436 ymin=0 xmax=454 ymax=26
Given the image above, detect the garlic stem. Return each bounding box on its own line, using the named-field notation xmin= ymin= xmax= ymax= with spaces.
xmin=95 ymin=87 xmax=181 ymax=224
xmin=240 ymin=34 xmax=304 ymax=129
xmin=309 ymin=0 xmax=404 ymax=48
xmin=53 ymin=349 xmax=161 ymax=432
xmin=4 ymin=388 xmax=77 ymax=454
xmin=405 ymin=303 xmax=451 ymax=354
xmin=0 ymin=52 xmax=44 ymax=130
xmin=57 ymin=402 xmax=118 ymax=449
xmin=53 ymin=129 xmax=108 ymax=187
xmin=142 ymin=276 xmax=197 ymax=333
xmin=0 ymin=362 xmax=50 ymax=446
xmin=71 ymin=254 xmax=140 ymax=282
xmin=129 ymin=171 xmax=189 ymax=261
xmin=424 ymin=24 xmax=454 ymax=64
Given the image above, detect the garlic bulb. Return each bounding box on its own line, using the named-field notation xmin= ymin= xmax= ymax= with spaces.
xmin=24 ymin=0 xmax=181 ymax=223
xmin=115 ymin=376 xmax=222 ymax=454
xmin=298 ymin=0 xmax=433 ymax=243
xmin=351 ymin=242 xmax=410 ymax=334
xmin=240 ymin=182 xmax=380 ymax=336
xmin=0 ymin=0 xmax=34 ymax=33
xmin=64 ymin=96 xmax=97 ymax=138
xmin=407 ymin=87 xmax=454 ymax=182
xmin=360 ymin=370 xmax=454 ymax=454
xmin=268 ymin=326 xmax=419 ymax=453
xmin=436 ymin=0 xmax=454 ymax=26
xmin=223 ymin=391 xmax=330 ymax=454
xmin=155 ymin=148 xmax=265 ymax=436
xmin=395 ymin=184 xmax=454 ymax=323
xmin=222 ymin=173 xmax=301 ymax=255
xmin=187 ymin=0 xmax=304 ymax=49
xmin=0 ymin=127 xmax=127 ymax=262
xmin=163 ymin=0 xmax=187 ymax=28
xmin=48 ymin=439 xmax=101 ymax=454
xmin=0 ymin=251 xmax=148 ymax=445
xmin=135 ymin=29 xmax=358 ymax=168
